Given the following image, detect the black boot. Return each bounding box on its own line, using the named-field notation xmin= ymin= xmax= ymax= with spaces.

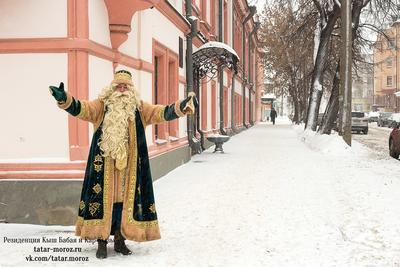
xmin=114 ymin=229 xmax=132 ymax=255
xmin=96 ymin=239 xmax=108 ymax=259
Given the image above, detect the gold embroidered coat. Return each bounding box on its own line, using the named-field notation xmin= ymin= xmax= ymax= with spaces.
xmin=58 ymin=93 xmax=193 ymax=241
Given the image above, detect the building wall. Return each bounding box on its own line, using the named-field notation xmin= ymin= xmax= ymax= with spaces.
xmin=0 ymin=54 xmax=69 ymax=160
xmin=0 ymin=0 xmax=70 ymax=160
xmin=352 ymin=54 xmax=373 ymax=112
xmin=87 ymin=55 xmax=113 ymax=138
xmin=373 ymin=23 xmax=400 ymax=111
xmin=88 ymin=0 xmax=110 ymax=47
xmin=0 ymin=0 xmax=67 ymax=38
xmin=374 ymin=41 xmax=397 ymax=96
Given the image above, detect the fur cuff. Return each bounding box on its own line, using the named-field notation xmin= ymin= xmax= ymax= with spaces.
xmin=76 ymin=101 xmax=87 ymax=120
xmin=174 ymin=100 xmax=185 ymax=117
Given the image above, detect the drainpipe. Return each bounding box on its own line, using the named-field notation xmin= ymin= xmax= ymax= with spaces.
xmin=186 ymin=1 xmax=199 ymax=152
xmin=242 ymin=6 xmax=256 ymax=128
xmin=230 ymin=3 xmax=236 ymax=133
xmin=248 ymin=21 xmax=260 ymax=126
xmin=218 ymin=0 xmax=227 ymax=135
xmin=195 ymin=69 xmax=205 ymax=151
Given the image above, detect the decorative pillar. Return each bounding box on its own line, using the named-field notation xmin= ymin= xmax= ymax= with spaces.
xmin=104 ymin=0 xmax=160 ymax=50
xmin=67 ymin=0 xmax=89 ymax=160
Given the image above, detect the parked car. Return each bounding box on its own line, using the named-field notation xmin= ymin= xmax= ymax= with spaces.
xmin=368 ymin=111 xmax=380 ymax=122
xmin=389 ymin=122 xmax=400 ymax=159
xmin=351 ymin=111 xmax=368 ymax=134
xmin=387 ymin=113 xmax=400 ymax=128
xmin=377 ymin=112 xmax=393 ymax=127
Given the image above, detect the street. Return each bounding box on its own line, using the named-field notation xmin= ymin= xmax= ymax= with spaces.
xmin=352 ymin=123 xmax=394 ymax=160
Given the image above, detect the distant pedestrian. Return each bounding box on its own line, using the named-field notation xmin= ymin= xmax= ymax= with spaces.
xmin=270 ymin=107 xmax=277 ymax=125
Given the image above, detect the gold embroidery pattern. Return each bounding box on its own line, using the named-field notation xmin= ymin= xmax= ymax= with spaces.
xmin=76 ymin=101 xmax=88 ymax=120
xmin=77 ymin=157 xmax=111 ymax=226
xmin=79 ymin=201 xmax=85 ymax=210
xmin=133 ymin=220 xmax=159 ymax=227
xmin=89 ymin=202 xmax=101 ymax=216
xmin=122 ymin=168 xmax=127 ymax=194
xmin=126 ymin=119 xmax=159 ymax=229
xmin=93 ymin=154 xmax=103 ymax=173
xmin=149 ymin=204 xmax=156 ymax=214
xmin=127 ymin=118 xmax=137 ymax=224
xmin=93 ymin=183 xmax=102 ymax=194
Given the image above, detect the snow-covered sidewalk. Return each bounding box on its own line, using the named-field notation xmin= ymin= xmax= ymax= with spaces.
xmin=1 ymin=119 xmax=400 ymax=267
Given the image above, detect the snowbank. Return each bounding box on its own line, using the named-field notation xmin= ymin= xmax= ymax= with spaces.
xmin=293 ymin=124 xmax=370 ymax=158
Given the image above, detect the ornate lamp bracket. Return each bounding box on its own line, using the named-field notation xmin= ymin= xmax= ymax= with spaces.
xmin=192 ymin=41 xmax=240 ymax=81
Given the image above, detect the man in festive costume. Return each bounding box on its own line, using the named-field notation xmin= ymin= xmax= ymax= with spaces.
xmin=49 ymin=70 xmax=197 ymax=259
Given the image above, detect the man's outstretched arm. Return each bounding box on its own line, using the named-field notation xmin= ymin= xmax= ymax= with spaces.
xmin=141 ymin=92 xmax=198 ymax=127
xmin=49 ymin=82 xmax=104 ymax=126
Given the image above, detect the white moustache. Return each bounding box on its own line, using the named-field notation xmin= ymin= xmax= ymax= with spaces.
xmin=113 ymin=91 xmax=130 ymax=97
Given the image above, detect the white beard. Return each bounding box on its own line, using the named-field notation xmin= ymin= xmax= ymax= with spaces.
xmin=98 ymin=90 xmax=139 ymax=160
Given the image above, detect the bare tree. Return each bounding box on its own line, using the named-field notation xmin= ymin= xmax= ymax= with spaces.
xmin=259 ymin=1 xmax=316 ymax=124
xmin=260 ymin=0 xmax=400 ymax=133
xmin=320 ymin=0 xmax=400 ymax=134
xmin=305 ymin=0 xmax=341 ymax=130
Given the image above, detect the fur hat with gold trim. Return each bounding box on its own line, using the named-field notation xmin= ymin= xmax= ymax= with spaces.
xmin=112 ymin=69 xmax=133 ymax=86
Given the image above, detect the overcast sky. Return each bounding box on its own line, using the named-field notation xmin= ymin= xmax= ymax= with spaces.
xmin=248 ymin=0 xmax=266 ymax=13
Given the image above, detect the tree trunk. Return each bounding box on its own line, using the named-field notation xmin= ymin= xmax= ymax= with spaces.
xmin=319 ymin=63 xmax=340 ymax=134
xmin=298 ymin=99 xmax=304 ymax=123
xmin=288 ymin=84 xmax=299 ymax=124
xmin=300 ymin=69 xmax=309 ymax=123
xmin=293 ymin=99 xmax=300 ymax=123
xmin=320 ymin=0 xmax=366 ymax=135
xmin=305 ymin=3 xmax=340 ymax=131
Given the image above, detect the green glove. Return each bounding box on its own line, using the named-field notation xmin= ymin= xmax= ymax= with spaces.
xmin=191 ymin=94 xmax=199 ymax=110
xmin=49 ymin=82 xmax=67 ymax=103
xmin=180 ymin=92 xmax=198 ymax=115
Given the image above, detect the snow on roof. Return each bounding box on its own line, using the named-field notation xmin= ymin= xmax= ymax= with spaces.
xmin=197 ymin=41 xmax=240 ymax=61
xmin=262 ymin=93 xmax=276 ymax=99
